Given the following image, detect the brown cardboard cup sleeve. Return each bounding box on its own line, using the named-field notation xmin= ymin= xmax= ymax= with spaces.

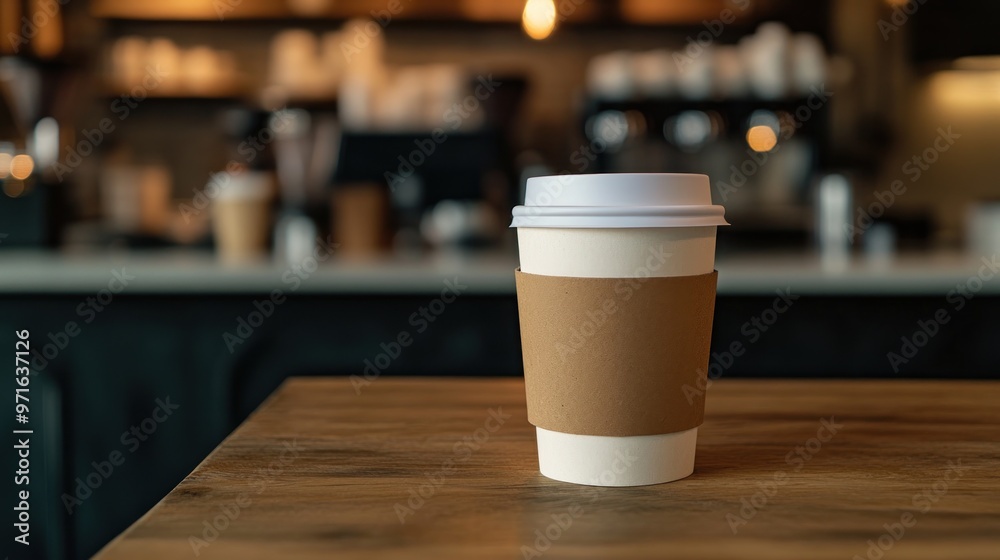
xmin=515 ymin=269 xmax=718 ymax=437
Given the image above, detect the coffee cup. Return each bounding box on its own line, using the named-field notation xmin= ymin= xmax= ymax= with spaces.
xmin=512 ymin=173 xmax=728 ymax=486
xmin=212 ymin=171 xmax=274 ymax=263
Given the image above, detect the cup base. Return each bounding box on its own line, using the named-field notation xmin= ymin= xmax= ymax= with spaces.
xmin=536 ymin=427 xmax=697 ymax=487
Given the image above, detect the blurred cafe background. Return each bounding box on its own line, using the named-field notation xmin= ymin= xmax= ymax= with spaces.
xmin=2 ymin=0 xmax=1000 ymax=557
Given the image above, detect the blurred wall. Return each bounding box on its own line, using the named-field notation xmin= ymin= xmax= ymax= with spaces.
xmin=873 ymin=69 xmax=1000 ymax=243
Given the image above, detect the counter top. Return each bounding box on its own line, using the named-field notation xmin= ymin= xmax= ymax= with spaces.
xmin=0 ymin=249 xmax=998 ymax=295
xmin=95 ymin=377 xmax=1000 ymax=559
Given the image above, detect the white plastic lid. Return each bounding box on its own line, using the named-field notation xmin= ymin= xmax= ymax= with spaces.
xmin=212 ymin=171 xmax=274 ymax=202
xmin=511 ymin=173 xmax=729 ymax=228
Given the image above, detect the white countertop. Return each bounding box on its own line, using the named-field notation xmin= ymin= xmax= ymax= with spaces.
xmin=0 ymin=249 xmax=997 ymax=296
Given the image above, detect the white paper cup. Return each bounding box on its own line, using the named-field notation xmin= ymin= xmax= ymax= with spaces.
xmin=512 ymin=173 xmax=728 ymax=486
xmin=212 ymin=171 xmax=274 ymax=263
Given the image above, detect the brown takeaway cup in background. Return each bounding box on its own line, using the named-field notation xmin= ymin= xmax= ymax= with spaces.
xmin=211 ymin=171 xmax=274 ymax=263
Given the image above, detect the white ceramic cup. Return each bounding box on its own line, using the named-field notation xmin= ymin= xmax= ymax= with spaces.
xmin=512 ymin=173 xmax=728 ymax=486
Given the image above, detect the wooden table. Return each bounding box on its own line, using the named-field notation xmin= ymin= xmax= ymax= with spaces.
xmin=96 ymin=378 xmax=1000 ymax=559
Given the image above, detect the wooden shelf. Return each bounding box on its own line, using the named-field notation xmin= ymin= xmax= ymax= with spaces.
xmin=103 ymin=80 xmax=251 ymax=101
xmin=89 ymin=0 xmax=599 ymax=23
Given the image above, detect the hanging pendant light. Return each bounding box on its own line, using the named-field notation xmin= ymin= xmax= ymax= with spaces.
xmin=522 ymin=0 xmax=557 ymax=40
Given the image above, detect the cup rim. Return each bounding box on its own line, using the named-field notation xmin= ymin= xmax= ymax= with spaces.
xmin=515 ymin=173 xmax=726 ymax=228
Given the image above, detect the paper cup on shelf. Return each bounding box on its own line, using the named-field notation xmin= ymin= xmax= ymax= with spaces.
xmin=512 ymin=173 xmax=728 ymax=486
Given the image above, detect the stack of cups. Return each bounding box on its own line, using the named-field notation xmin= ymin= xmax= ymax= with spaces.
xmin=512 ymin=173 xmax=728 ymax=486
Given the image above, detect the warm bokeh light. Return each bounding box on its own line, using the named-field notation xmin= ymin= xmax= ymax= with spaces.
xmin=30 ymin=0 xmax=64 ymax=57
xmin=928 ymin=70 xmax=1000 ymax=106
xmin=90 ymin=0 xmax=270 ymax=19
xmin=0 ymin=153 xmax=11 ymax=179
xmin=461 ymin=0 xmax=524 ymax=21
xmin=620 ymin=0 xmax=747 ymax=24
xmin=746 ymin=125 xmax=778 ymax=152
xmin=522 ymin=0 xmax=556 ymax=40
xmin=287 ymin=0 xmax=332 ymax=16
xmin=10 ymin=154 xmax=35 ymax=180
xmin=953 ymin=56 xmax=1000 ymax=72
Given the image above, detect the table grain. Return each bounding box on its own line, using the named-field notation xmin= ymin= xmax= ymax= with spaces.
xmin=95 ymin=378 xmax=1000 ymax=559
